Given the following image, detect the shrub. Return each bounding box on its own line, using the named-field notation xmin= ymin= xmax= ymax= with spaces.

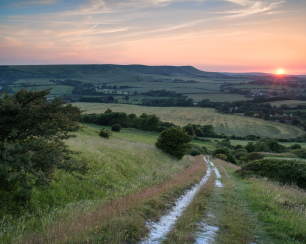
xmin=290 ymin=149 xmax=306 ymax=159
xmin=99 ymin=128 xmax=112 ymax=138
xmin=155 ymin=127 xmax=193 ymax=159
xmin=245 ymin=142 xmax=255 ymax=153
xmin=238 ymin=159 xmax=306 ymax=189
xmin=233 ymin=148 xmax=247 ymax=159
xmin=234 ymin=144 xmax=244 ymax=150
xmin=111 ymin=124 xmax=122 ymax=132
xmin=245 ymin=152 xmax=264 ymax=162
xmin=183 ymin=125 xmax=195 ymax=136
xmin=186 ymin=144 xmax=210 ymax=156
xmin=290 ymin=144 xmax=302 ymax=150
xmin=212 ymin=147 xmax=237 ymax=164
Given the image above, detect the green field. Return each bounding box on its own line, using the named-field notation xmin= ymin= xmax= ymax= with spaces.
xmin=74 ymin=103 xmax=304 ymax=139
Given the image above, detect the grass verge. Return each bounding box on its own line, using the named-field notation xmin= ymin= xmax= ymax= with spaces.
xmin=18 ymin=156 xmax=207 ymax=243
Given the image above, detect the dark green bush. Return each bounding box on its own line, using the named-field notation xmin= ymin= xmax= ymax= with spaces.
xmin=155 ymin=127 xmax=193 ymax=159
xmin=238 ymin=159 xmax=306 ymax=189
xmin=212 ymin=147 xmax=237 ymax=164
xmin=290 ymin=144 xmax=302 ymax=150
xmin=245 ymin=152 xmax=264 ymax=162
xmin=111 ymin=124 xmax=122 ymax=132
xmin=290 ymin=149 xmax=306 ymax=159
xmin=233 ymin=148 xmax=247 ymax=159
xmin=234 ymin=144 xmax=244 ymax=150
xmin=186 ymin=144 xmax=210 ymax=156
xmin=99 ymin=128 xmax=112 ymax=138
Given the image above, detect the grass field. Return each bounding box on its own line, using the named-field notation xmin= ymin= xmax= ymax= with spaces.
xmin=185 ymin=93 xmax=252 ymax=102
xmin=74 ymin=103 xmax=304 ymax=138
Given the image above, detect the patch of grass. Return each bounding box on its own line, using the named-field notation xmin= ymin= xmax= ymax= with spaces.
xmin=245 ymin=178 xmax=306 ymax=243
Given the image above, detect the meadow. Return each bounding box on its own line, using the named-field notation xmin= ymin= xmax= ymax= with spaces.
xmin=74 ymin=103 xmax=304 ymax=139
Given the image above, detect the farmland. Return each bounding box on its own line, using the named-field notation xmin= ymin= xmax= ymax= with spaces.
xmin=75 ymin=103 xmax=304 ymax=138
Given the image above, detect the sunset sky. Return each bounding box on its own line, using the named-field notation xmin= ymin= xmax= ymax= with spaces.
xmin=0 ymin=0 xmax=305 ymax=74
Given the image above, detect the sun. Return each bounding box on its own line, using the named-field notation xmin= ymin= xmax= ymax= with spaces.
xmin=278 ymin=69 xmax=284 ymax=74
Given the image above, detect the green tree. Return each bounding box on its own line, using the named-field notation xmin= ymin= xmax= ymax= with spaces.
xmin=183 ymin=125 xmax=195 ymax=136
xmin=155 ymin=127 xmax=193 ymax=159
xmin=0 ymin=88 xmax=89 ymax=202
xmin=245 ymin=142 xmax=256 ymax=153
xmin=111 ymin=124 xmax=122 ymax=132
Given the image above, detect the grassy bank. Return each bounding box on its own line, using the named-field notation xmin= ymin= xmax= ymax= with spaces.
xmin=0 ymin=125 xmax=195 ymax=243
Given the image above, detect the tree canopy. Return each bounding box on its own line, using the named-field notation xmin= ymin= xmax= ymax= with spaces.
xmin=0 ymin=88 xmax=89 ymax=202
xmin=155 ymin=127 xmax=193 ymax=159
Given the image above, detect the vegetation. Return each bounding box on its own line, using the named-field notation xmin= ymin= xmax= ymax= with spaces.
xmin=75 ymin=103 xmax=304 ymax=139
xmin=111 ymin=124 xmax=122 ymax=132
xmin=155 ymin=127 xmax=193 ymax=159
xmin=238 ymin=158 xmax=306 ymax=188
xmin=99 ymin=128 xmax=112 ymax=138
xmin=0 ymin=88 xmax=89 ymax=204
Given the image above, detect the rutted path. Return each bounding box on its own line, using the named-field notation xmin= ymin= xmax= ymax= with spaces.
xmin=142 ymin=156 xmax=219 ymax=243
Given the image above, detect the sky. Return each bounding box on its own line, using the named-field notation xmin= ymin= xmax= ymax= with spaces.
xmin=0 ymin=0 xmax=305 ymax=74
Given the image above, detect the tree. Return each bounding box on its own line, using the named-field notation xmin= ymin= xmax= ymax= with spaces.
xmin=245 ymin=142 xmax=256 ymax=153
xmin=111 ymin=124 xmax=122 ymax=132
xmin=155 ymin=127 xmax=193 ymax=159
xmin=183 ymin=125 xmax=195 ymax=136
xmin=0 ymin=88 xmax=89 ymax=202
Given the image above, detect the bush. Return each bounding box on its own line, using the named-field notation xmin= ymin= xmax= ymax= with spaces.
xmin=155 ymin=127 xmax=193 ymax=159
xmin=111 ymin=124 xmax=122 ymax=132
xmin=186 ymin=144 xmax=210 ymax=156
xmin=234 ymin=144 xmax=243 ymax=150
xmin=233 ymin=148 xmax=247 ymax=159
xmin=245 ymin=142 xmax=255 ymax=153
xmin=291 ymin=149 xmax=306 ymax=159
xmin=238 ymin=159 xmax=306 ymax=189
xmin=245 ymin=152 xmax=264 ymax=162
xmin=212 ymin=147 xmax=237 ymax=164
xmin=290 ymin=144 xmax=302 ymax=150
xmin=99 ymin=128 xmax=112 ymax=138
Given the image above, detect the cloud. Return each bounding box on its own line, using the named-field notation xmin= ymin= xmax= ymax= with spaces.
xmin=13 ymin=0 xmax=61 ymax=5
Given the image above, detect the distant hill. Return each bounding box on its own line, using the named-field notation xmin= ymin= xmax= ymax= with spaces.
xmin=3 ymin=64 xmax=229 ymax=80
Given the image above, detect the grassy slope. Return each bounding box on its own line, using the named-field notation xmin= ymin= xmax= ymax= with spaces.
xmin=75 ymin=103 xmax=304 ymax=139
xmin=0 ymin=125 xmax=195 ymax=243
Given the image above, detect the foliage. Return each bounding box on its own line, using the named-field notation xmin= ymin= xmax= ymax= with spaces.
xmin=238 ymin=159 xmax=306 ymax=189
xmin=111 ymin=124 xmax=122 ymax=132
xmin=99 ymin=128 xmax=112 ymax=138
xmin=233 ymin=148 xmax=247 ymax=159
xmin=183 ymin=125 xmax=195 ymax=136
xmin=212 ymin=147 xmax=237 ymax=164
xmin=186 ymin=144 xmax=210 ymax=156
xmin=217 ymin=137 xmax=232 ymax=149
xmin=0 ymin=88 xmax=89 ymax=203
xmin=155 ymin=127 xmax=193 ymax=159
xmin=290 ymin=149 xmax=306 ymax=159
xmin=244 ymin=152 xmax=264 ymax=162
xmin=290 ymin=143 xmax=302 ymax=149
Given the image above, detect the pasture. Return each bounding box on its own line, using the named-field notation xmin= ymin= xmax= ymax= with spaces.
xmin=74 ymin=103 xmax=304 ymax=138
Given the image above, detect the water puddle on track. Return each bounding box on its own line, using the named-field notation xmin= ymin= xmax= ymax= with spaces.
xmin=142 ymin=156 xmax=221 ymax=243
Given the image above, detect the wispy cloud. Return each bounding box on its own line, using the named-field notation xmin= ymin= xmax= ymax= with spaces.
xmin=13 ymin=0 xmax=61 ymax=5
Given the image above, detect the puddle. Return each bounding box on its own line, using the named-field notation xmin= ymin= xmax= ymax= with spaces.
xmin=215 ymin=179 xmax=223 ymax=187
xmin=142 ymin=158 xmax=212 ymax=243
xmin=195 ymin=223 xmax=219 ymax=244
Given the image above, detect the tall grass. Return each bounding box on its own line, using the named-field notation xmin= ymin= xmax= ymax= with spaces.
xmin=0 ymin=125 xmax=194 ymax=243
